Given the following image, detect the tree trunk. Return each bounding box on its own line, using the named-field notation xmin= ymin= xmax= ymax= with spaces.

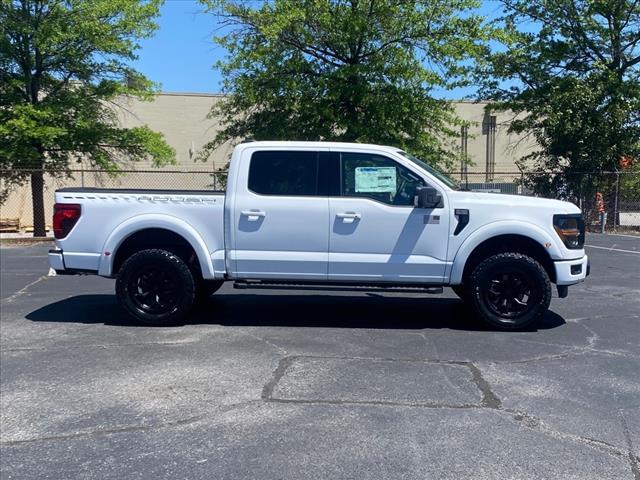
xmin=30 ymin=170 xmax=46 ymax=237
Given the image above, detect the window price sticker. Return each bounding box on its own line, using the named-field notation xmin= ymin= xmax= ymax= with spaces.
xmin=355 ymin=167 xmax=397 ymax=193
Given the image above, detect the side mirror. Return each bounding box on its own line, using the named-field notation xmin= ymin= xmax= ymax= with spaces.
xmin=415 ymin=186 xmax=442 ymax=208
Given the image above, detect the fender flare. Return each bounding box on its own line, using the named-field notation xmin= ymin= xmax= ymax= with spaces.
xmin=98 ymin=214 xmax=215 ymax=279
xmin=449 ymin=220 xmax=562 ymax=285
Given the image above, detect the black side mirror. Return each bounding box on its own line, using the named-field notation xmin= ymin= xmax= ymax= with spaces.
xmin=415 ymin=186 xmax=442 ymax=208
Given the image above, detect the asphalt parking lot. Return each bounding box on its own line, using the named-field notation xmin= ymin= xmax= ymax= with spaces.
xmin=1 ymin=233 xmax=639 ymax=479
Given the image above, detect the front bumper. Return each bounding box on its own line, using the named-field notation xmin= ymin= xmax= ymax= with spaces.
xmin=554 ymin=255 xmax=590 ymax=286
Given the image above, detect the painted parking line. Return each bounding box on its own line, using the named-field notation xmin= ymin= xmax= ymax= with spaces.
xmin=585 ymin=245 xmax=640 ymax=255
xmin=588 ymin=233 xmax=640 ymax=239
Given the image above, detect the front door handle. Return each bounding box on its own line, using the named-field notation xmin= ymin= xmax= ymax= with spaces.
xmin=241 ymin=210 xmax=266 ymax=221
xmin=336 ymin=212 xmax=361 ymax=224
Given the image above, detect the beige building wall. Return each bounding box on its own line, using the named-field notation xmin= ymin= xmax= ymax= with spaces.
xmin=451 ymin=101 xmax=537 ymax=181
xmin=114 ymin=92 xmax=234 ymax=171
xmin=1 ymin=93 xmax=231 ymax=231
xmin=1 ymin=94 xmax=536 ymax=230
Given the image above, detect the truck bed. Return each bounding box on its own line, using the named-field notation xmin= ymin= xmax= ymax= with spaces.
xmin=56 ymin=187 xmax=225 ymax=195
xmin=52 ymin=187 xmax=226 ymax=278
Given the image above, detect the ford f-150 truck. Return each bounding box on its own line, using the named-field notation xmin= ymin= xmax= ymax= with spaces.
xmin=49 ymin=141 xmax=589 ymax=329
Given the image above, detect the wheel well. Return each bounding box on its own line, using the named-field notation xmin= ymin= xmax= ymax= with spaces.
xmin=461 ymin=234 xmax=556 ymax=284
xmin=112 ymin=228 xmax=201 ymax=276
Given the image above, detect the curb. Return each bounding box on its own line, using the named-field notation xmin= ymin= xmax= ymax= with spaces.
xmin=0 ymin=237 xmax=54 ymax=246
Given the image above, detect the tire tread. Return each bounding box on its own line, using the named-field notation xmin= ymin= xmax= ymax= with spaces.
xmin=469 ymin=252 xmax=552 ymax=330
xmin=115 ymin=248 xmax=195 ymax=326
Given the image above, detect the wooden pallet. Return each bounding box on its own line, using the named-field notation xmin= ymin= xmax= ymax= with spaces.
xmin=0 ymin=218 xmax=20 ymax=233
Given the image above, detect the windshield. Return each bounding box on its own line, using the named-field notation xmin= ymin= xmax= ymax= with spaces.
xmin=398 ymin=151 xmax=461 ymax=190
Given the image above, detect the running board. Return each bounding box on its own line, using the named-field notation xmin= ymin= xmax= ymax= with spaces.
xmin=233 ymin=280 xmax=443 ymax=294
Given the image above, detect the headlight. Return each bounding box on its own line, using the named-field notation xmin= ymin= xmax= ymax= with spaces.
xmin=553 ymin=214 xmax=585 ymax=249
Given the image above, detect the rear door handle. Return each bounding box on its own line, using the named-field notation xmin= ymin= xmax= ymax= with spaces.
xmin=241 ymin=210 xmax=266 ymax=221
xmin=336 ymin=212 xmax=361 ymax=224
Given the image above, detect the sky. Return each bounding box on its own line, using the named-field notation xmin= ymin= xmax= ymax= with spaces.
xmin=132 ymin=0 xmax=510 ymax=99
xmin=131 ymin=1 xmax=223 ymax=94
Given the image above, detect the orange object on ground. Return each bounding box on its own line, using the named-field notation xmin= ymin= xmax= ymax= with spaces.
xmin=595 ymin=192 xmax=605 ymax=213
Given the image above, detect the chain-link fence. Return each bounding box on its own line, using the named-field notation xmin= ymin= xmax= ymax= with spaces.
xmin=0 ymin=169 xmax=227 ymax=233
xmin=1 ymin=168 xmax=639 ymax=233
xmin=453 ymin=170 xmax=640 ymax=232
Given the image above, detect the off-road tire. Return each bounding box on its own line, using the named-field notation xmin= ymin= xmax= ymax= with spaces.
xmin=469 ymin=252 xmax=552 ymax=330
xmin=116 ymin=249 xmax=195 ymax=326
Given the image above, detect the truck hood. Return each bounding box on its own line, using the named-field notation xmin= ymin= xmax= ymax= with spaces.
xmin=448 ymin=190 xmax=581 ymax=215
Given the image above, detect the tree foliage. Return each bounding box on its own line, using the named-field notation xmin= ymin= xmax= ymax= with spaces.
xmin=481 ymin=0 xmax=640 ymax=202
xmin=0 ymin=0 xmax=175 ymax=235
xmin=200 ymin=0 xmax=495 ymax=169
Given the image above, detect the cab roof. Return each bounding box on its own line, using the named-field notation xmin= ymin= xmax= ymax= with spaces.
xmin=234 ymin=141 xmax=403 ymax=155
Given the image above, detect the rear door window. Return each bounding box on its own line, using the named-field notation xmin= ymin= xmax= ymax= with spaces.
xmin=248 ymin=151 xmax=319 ymax=196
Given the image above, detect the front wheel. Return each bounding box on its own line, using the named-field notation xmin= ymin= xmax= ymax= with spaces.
xmin=468 ymin=252 xmax=551 ymax=330
xmin=116 ymin=249 xmax=195 ymax=326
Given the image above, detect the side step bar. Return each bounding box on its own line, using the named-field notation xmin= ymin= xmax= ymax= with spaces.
xmin=233 ymin=280 xmax=443 ymax=295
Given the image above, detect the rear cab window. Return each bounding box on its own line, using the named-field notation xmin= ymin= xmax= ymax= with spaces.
xmin=248 ymin=150 xmax=319 ymax=196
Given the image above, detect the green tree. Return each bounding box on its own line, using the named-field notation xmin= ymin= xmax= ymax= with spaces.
xmin=0 ymin=0 xmax=175 ymax=236
xmin=200 ymin=0 xmax=495 ymax=169
xmin=481 ymin=0 xmax=640 ymax=209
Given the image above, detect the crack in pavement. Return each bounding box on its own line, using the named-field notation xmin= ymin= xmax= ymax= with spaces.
xmin=508 ymin=337 xmax=639 ymax=361
xmin=0 ymin=340 xmax=199 ymax=353
xmin=497 ymin=408 xmax=634 ymax=461
xmin=488 ymin=317 xmax=640 ymax=363
xmin=236 ymin=330 xmax=289 ymax=356
xmin=1 ymin=414 xmax=204 ymax=446
xmin=620 ymin=411 xmax=640 ymax=480
xmin=466 ymin=362 xmax=501 ymax=409
xmin=261 ymin=355 xmax=495 ymax=408
xmin=260 ymin=397 xmax=484 ymax=409
xmin=262 ymin=356 xmax=297 ymax=400
xmin=1 ymin=328 xmax=290 ymax=357
xmin=0 ymin=400 xmax=260 ymax=447
xmin=566 ymin=318 xmax=600 ymax=349
xmin=2 ymin=309 xmax=637 ymax=475
xmin=2 ymin=275 xmax=48 ymax=303
xmin=2 ymin=351 xmax=637 ymax=477
xmin=261 ymin=354 xmax=638 ymax=473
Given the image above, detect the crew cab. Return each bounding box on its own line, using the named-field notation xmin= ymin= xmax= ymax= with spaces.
xmin=49 ymin=141 xmax=589 ymax=329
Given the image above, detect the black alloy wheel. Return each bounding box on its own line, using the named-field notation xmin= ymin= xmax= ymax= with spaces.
xmin=116 ymin=249 xmax=195 ymax=325
xmin=129 ymin=267 xmax=179 ymax=314
xmin=484 ymin=270 xmax=535 ymax=319
xmin=469 ymin=252 xmax=552 ymax=330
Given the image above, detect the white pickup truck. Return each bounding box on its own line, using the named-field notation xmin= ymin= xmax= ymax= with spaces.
xmin=49 ymin=141 xmax=589 ymax=329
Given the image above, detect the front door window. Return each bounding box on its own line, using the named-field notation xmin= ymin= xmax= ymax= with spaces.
xmin=340 ymin=153 xmax=424 ymax=206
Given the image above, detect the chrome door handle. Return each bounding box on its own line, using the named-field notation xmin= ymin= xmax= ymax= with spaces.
xmin=336 ymin=212 xmax=361 ymax=224
xmin=241 ymin=210 xmax=266 ymax=221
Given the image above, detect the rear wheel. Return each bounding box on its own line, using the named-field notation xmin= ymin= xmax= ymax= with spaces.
xmin=116 ymin=249 xmax=195 ymax=326
xmin=469 ymin=252 xmax=551 ymax=330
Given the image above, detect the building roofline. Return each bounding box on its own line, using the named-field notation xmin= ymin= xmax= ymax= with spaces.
xmin=155 ymin=91 xmax=491 ymax=104
xmin=155 ymin=91 xmax=227 ymax=98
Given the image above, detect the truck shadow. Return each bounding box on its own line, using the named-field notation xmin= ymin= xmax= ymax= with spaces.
xmin=26 ymin=292 xmax=566 ymax=332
